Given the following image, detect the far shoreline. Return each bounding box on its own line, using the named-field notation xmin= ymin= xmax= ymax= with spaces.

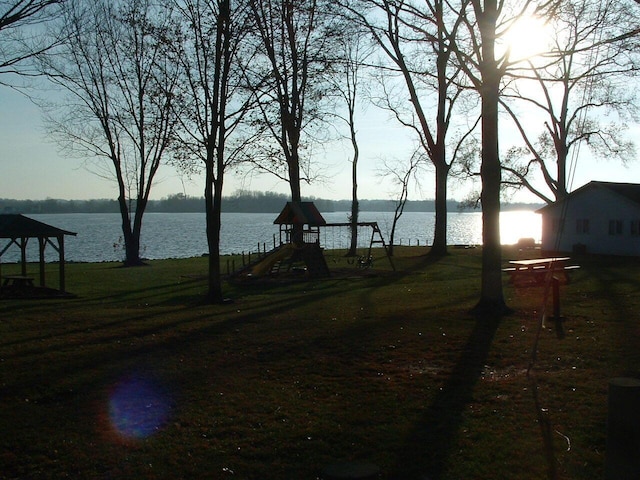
xmin=1 ymin=193 xmax=543 ymax=215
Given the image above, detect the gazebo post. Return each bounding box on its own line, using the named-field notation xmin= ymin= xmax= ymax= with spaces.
xmin=39 ymin=237 xmax=46 ymax=287
xmin=0 ymin=241 xmax=12 ymax=283
xmin=20 ymin=237 xmax=27 ymax=276
xmin=59 ymin=235 xmax=66 ymax=293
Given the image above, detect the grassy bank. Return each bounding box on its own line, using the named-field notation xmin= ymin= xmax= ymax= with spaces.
xmin=1 ymin=247 xmax=638 ymax=479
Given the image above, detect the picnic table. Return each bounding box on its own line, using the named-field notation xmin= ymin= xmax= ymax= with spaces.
xmin=504 ymin=256 xmax=579 ymax=287
xmin=2 ymin=275 xmax=35 ymax=288
xmin=504 ymin=256 xmax=581 ymax=320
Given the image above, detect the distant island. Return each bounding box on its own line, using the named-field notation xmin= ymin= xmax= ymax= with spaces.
xmin=0 ymin=191 xmax=543 ymax=214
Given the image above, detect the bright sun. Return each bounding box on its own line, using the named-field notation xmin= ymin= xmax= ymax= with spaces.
xmin=500 ymin=14 xmax=553 ymax=63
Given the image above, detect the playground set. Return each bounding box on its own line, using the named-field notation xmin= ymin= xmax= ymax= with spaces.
xmin=232 ymin=202 xmax=394 ymax=280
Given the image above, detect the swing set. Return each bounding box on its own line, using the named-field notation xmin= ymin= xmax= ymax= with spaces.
xmin=321 ymin=221 xmax=395 ymax=271
xmin=265 ymin=202 xmax=395 ymax=277
xmin=232 ymin=203 xmax=396 ymax=281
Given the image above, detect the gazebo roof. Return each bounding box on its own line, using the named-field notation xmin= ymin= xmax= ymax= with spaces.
xmin=0 ymin=214 xmax=76 ymax=239
xmin=273 ymin=202 xmax=327 ymax=226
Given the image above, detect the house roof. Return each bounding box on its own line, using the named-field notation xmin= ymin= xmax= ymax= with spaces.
xmin=603 ymin=182 xmax=640 ymax=205
xmin=537 ymin=181 xmax=640 ymax=213
xmin=0 ymin=214 xmax=77 ymax=239
xmin=273 ymin=202 xmax=327 ymax=226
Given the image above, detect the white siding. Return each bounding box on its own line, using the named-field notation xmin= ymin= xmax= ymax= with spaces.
xmin=540 ymin=186 xmax=640 ymax=256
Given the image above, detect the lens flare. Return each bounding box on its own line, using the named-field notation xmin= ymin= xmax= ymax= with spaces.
xmin=108 ymin=374 xmax=172 ymax=440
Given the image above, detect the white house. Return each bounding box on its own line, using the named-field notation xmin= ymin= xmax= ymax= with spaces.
xmin=537 ymin=181 xmax=640 ymax=256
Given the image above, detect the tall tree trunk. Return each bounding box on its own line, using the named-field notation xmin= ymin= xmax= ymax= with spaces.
xmin=473 ymin=0 xmax=507 ymax=315
xmin=347 ymin=110 xmax=359 ymax=257
xmin=348 ymin=184 xmax=359 ymax=256
xmin=555 ymin=78 xmax=571 ymax=201
xmin=430 ymin=11 xmax=451 ymax=257
xmin=388 ymin=220 xmax=396 ymax=257
xmin=288 ymin=145 xmax=302 ymax=203
xmin=289 ymin=171 xmax=302 ymax=203
xmin=556 ymin=106 xmax=569 ymax=201
xmin=430 ymin=159 xmax=449 ymax=256
xmin=205 ymin=165 xmax=224 ymax=304
xmin=475 ymin=84 xmax=506 ymax=314
xmin=288 ymin=148 xmax=304 ymax=244
xmin=114 ymin=156 xmax=142 ymax=266
xmin=131 ymin=198 xmax=147 ymax=264
xmin=117 ymin=195 xmax=143 ymax=267
xmin=201 ymin=0 xmax=229 ymax=305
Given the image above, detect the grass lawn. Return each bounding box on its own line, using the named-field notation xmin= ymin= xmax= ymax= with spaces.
xmin=0 ymin=246 xmax=638 ymax=479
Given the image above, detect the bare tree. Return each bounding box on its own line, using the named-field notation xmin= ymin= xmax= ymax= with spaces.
xmin=41 ymin=0 xmax=180 ymax=266
xmin=246 ymin=0 xmax=336 ymax=210
xmin=327 ymin=33 xmax=372 ymax=257
xmin=340 ymin=0 xmax=471 ymax=257
xmin=452 ymin=0 xmax=532 ymax=314
xmin=0 ymin=0 xmax=65 ymax=83
xmin=379 ymin=151 xmax=422 ymax=256
xmin=500 ymin=0 xmax=640 ymax=203
xmin=449 ymin=0 xmax=561 ymax=314
xmin=170 ymin=0 xmax=255 ymax=302
xmin=465 ymin=0 xmax=508 ymax=315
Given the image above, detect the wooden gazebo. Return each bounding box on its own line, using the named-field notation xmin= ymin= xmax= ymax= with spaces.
xmin=0 ymin=214 xmax=77 ymax=294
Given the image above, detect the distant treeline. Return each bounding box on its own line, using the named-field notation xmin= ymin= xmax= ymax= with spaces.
xmin=1 ymin=191 xmax=542 ymax=214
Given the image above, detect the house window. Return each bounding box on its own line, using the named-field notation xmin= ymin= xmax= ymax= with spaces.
xmin=631 ymin=220 xmax=640 ymax=236
xmin=552 ymin=218 xmax=564 ymax=233
xmin=608 ymin=220 xmax=623 ymax=236
xmin=576 ymin=218 xmax=590 ymax=234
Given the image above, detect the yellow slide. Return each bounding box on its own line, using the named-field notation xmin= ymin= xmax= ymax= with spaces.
xmin=249 ymin=244 xmax=295 ymax=277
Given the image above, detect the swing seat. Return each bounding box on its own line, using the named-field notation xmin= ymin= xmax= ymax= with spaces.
xmin=357 ymin=255 xmax=373 ymax=269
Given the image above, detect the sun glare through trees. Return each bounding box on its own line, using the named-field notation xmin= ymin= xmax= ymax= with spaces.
xmin=500 ymin=13 xmax=554 ymax=64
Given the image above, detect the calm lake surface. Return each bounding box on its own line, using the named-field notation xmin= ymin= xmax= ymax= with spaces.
xmin=3 ymin=211 xmax=541 ymax=263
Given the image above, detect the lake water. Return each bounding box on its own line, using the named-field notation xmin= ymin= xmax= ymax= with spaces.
xmin=1 ymin=210 xmax=541 ymax=263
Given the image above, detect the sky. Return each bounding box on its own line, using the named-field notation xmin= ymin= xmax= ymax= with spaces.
xmin=1 ymin=84 xmax=639 ymax=203
xmin=0 ymin=84 xmax=419 ymax=202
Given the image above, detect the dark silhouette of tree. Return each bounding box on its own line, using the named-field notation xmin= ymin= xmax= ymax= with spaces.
xmin=0 ymin=0 xmax=65 ymax=83
xmin=500 ymin=0 xmax=640 ymax=203
xmin=453 ymin=0 xmax=523 ymax=314
xmin=327 ymin=34 xmax=372 ymax=256
xmin=471 ymin=0 xmax=506 ymax=315
xmin=170 ymin=0 xmax=255 ymax=303
xmin=378 ymin=152 xmax=422 ymax=256
xmin=40 ymin=0 xmax=180 ymax=266
xmin=246 ymin=0 xmax=336 ymax=207
xmin=340 ymin=0 xmax=472 ymax=258
xmin=452 ymin=0 xmax=560 ymax=314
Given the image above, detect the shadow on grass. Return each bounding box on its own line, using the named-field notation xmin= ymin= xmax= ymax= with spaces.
xmin=0 ymin=274 xmax=368 ymax=392
xmin=0 ymin=250 xmax=499 ymax=478
xmin=0 ymin=279 xmax=207 ymax=351
xmin=581 ymin=255 xmax=640 ymax=376
xmin=389 ymin=314 xmax=502 ymax=480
